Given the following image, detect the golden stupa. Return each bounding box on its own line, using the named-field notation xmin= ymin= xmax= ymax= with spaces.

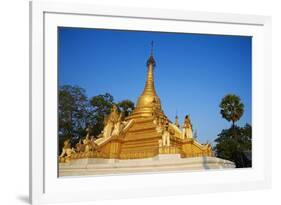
xmin=59 ymin=45 xmax=213 ymax=164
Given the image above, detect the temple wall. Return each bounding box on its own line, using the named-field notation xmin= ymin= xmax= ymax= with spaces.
xmin=119 ymin=118 xmax=161 ymax=159
xmin=99 ymin=139 xmax=122 ymax=158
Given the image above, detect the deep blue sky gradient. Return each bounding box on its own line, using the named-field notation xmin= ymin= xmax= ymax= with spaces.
xmin=58 ymin=27 xmax=252 ymax=145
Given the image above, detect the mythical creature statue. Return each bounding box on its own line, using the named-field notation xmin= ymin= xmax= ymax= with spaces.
xmin=155 ymin=116 xmax=172 ymax=147
xmin=102 ymin=104 xmax=119 ymax=139
xmin=59 ymin=139 xmax=75 ymax=163
xmin=82 ymin=135 xmax=91 ymax=153
xmin=111 ymin=112 xmax=123 ymax=137
xmin=75 ymin=126 xmax=98 ymax=154
xmin=75 ymin=139 xmax=84 ymax=153
xmin=89 ymin=136 xmax=99 ymax=151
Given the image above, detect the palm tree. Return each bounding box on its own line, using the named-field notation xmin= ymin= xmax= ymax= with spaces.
xmin=219 ymin=94 xmax=244 ymax=127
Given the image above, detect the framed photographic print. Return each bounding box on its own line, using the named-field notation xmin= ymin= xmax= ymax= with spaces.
xmin=30 ymin=1 xmax=271 ymax=204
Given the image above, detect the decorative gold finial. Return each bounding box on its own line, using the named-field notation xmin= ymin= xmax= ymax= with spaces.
xmin=146 ymin=41 xmax=156 ymax=67
xmin=151 ymin=41 xmax=154 ymax=56
xmin=127 ymin=41 xmax=163 ymax=119
xmin=175 ymin=113 xmax=179 ymax=128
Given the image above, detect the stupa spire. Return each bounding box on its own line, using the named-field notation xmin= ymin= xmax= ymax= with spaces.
xmin=175 ymin=110 xmax=180 ymax=127
xmin=127 ymin=42 xmax=164 ymax=119
xmin=143 ymin=41 xmax=157 ymax=96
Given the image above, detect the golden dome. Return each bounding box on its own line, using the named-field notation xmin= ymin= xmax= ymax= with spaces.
xmin=127 ymin=52 xmax=164 ymax=119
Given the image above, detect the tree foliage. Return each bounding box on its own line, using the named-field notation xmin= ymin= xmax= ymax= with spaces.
xmin=215 ymin=94 xmax=251 ymax=168
xmin=90 ymin=93 xmax=114 ymax=137
xmin=58 ymin=86 xmax=135 ymax=152
xmin=117 ymin=99 xmax=135 ymax=117
xmin=58 ymin=85 xmax=91 ymax=151
xmin=214 ymin=124 xmax=252 ymax=168
xmin=219 ymin=94 xmax=244 ymax=127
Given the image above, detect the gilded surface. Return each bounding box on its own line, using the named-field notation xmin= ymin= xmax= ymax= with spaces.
xmin=59 ymin=50 xmax=213 ymax=163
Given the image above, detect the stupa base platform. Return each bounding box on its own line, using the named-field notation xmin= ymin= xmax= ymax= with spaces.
xmin=59 ymin=155 xmax=235 ymax=177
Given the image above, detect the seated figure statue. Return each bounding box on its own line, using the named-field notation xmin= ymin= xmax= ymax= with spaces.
xmin=59 ymin=139 xmax=75 ymax=163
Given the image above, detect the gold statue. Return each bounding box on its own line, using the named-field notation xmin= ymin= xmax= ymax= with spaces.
xmin=111 ymin=112 xmax=123 ymax=137
xmin=82 ymin=135 xmax=91 ymax=153
xmin=59 ymin=139 xmax=75 ymax=163
xmin=75 ymin=139 xmax=83 ymax=153
xmin=102 ymin=104 xmax=119 ymax=139
xmin=161 ymin=122 xmax=170 ymax=147
xmin=182 ymin=115 xmax=193 ymax=139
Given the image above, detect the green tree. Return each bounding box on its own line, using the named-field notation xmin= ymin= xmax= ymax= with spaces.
xmin=58 ymin=85 xmax=91 ymax=151
xmin=90 ymin=93 xmax=114 ymax=136
xmin=117 ymin=99 xmax=134 ymax=117
xmin=214 ymin=124 xmax=252 ymax=168
xmin=219 ymin=94 xmax=244 ymax=127
xmin=215 ymin=94 xmax=251 ymax=168
xmin=58 ymin=86 xmax=136 ymax=155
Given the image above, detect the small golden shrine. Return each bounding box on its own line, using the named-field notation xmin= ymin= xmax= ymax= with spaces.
xmin=59 ymin=45 xmax=213 ymax=163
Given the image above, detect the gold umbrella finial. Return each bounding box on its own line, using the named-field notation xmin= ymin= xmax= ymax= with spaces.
xmin=151 ymin=40 xmax=154 ymax=56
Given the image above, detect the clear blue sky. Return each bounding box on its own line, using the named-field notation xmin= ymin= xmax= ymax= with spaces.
xmin=58 ymin=27 xmax=252 ymax=145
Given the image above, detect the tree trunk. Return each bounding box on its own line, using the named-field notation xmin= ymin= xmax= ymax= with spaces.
xmin=232 ymin=120 xmax=236 ymax=139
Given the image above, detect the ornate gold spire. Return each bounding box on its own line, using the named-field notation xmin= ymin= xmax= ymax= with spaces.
xmin=127 ymin=42 xmax=164 ymax=119
xmin=142 ymin=44 xmax=157 ymax=97
xmin=175 ymin=115 xmax=180 ymax=128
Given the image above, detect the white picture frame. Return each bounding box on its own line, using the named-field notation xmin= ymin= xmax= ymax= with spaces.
xmin=30 ymin=1 xmax=272 ymax=204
